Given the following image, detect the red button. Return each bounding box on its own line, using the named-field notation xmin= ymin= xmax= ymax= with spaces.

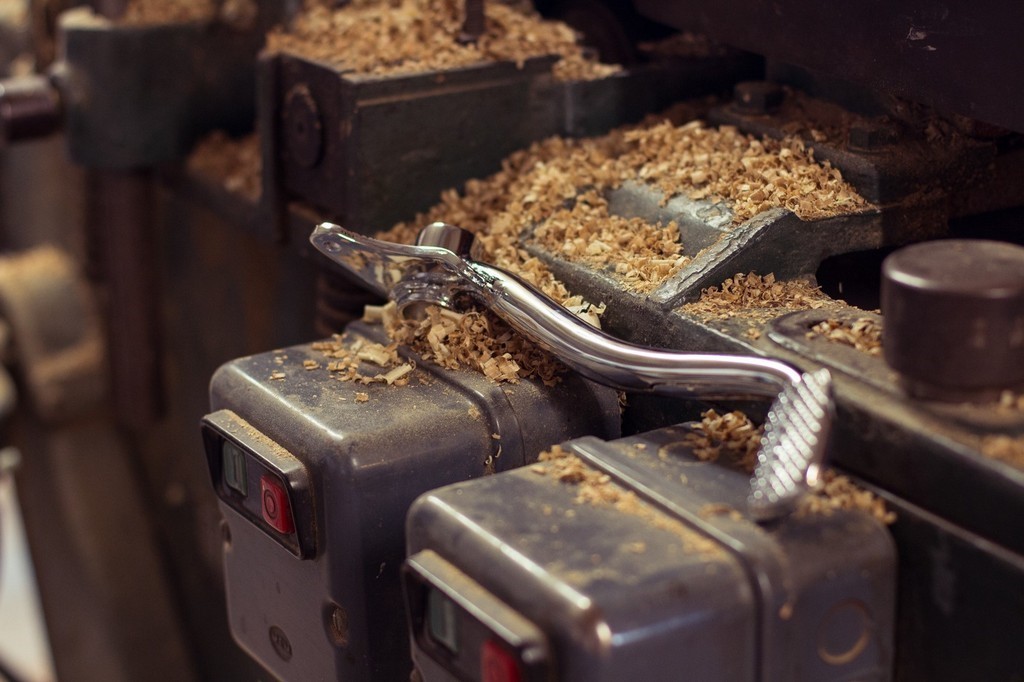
xmin=260 ymin=475 xmax=294 ymax=534
xmin=481 ymin=641 xmax=520 ymax=682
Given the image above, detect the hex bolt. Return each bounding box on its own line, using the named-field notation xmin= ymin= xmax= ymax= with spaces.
xmin=847 ymin=120 xmax=899 ymax=152
xmin=881 ymin=239 xmax=1024 ymax=401
xmin=283 ymin=84 xmax=323 ymax=169
xmin=732 ymin=81 xmax=785 ymax=115
xmin=458 ymin=0 xmax=486 ymax=44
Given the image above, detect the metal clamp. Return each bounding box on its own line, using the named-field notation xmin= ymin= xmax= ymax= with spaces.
xmin=311 ymin=222 xmax=833 ymax=521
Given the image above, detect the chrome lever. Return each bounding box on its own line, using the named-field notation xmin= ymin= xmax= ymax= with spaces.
xmin=311 ymin=221 xmax=834 ymax=521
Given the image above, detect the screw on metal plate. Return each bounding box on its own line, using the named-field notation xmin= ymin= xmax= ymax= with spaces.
xmin=284 ymin=84 xmax=323 ymax=169
xmin=310 ymin=222 xmax=834 ymax=521
xmin=733 ymin=81 xmax=784 ymax=115
xmin=269 ymin=625 xmax=293 ymax=661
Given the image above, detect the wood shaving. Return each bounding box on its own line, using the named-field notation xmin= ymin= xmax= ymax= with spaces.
xmin=269 ymin=371 xmax=285 ymax=381
xmin=637 ymin=32 xmax=725 ymax=59
xmin=354 ymin=392 xmax=370 ymax=403
xmin=798 ymin=470 xmax=896 ymax=525
xmin=996 ymin=391 xmax=1024 ymax=413
xmin=120 ymin=0 xmax=215 ymax=24
xmin=682 ymin=409 xmax=762 ymax=474
xmin=699 ymin=503 xmax=744 ymax=521
xmin=187 ymin=132 xmax=262 ymax=200
xmin=384 ymin=302 xmax=564 ymax=385
xmin=682 ymin=272 xmax=832 ymax=322
xmin=267 ymin=0 xmax=620 ymax=82
xmin=536 ymin=446 xmax=722 ymax=554
xmin=615 ymin=120 xmax=869 ymax=222
xmin=980 ymin=435 xmax=1024 ymax=468
xmin=382 ymin=363 xmax=414 ymax=385
xmin=806 ymin=318 xmax=882 ymax=356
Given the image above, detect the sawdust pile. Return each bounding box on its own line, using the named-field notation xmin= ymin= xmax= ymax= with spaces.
xmin=799 ymin=470 xmax=896 ymax=525
xmin=373 ymin=115 xmax=864 ymax=383
xmin=614 ymin=120 xmax=868 ymax=222
xmin=683 ymin=409 xmax=763 ymax=474
xmin=188 ymin=132 xmax=262 ymax=200
xmin=534 ymin=445 xmax=722 ymax=554
xmin=532 ymin=190 xmax=690 ymax=293
xmin=383 ymin=121 xmax=867 ymax=304
xmin=379 ymin=301 xmax=564 ymax=385
xmin=310 ymin=333 xmax=415 ymax=386
xmin=266 ymin=0 xmax=620 ymax=81
xmin=682 ymin=272 xmax=831 ymax=321
xmin=121 ymin=0 xmax=215 ymax=24
xmin=980 ymin=435 xmax=1024 ymax=469
xmin=806 ymin=317 xmax=883 ymax=356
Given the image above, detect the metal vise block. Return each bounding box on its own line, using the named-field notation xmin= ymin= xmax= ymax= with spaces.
xmin=259 ymin=49 xmax=757 ymax=232
xmin=405 ymin=425 xmax=896 ymax=681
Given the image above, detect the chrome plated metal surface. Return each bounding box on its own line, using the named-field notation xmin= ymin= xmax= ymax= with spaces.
xmin=310 ymin=221 xmax=834 ymax=520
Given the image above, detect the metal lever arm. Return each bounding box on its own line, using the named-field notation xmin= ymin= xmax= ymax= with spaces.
xmin=311 ymin=222 xmax=801 ymax=397
xmin=310 ymin=222 xmax=833 ymax=521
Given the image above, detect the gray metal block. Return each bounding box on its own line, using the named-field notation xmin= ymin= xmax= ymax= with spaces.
xmin=202 ymin=321 xmax=621 ymax=681
xmin=405 ymin=425 xmax=896 ymax=681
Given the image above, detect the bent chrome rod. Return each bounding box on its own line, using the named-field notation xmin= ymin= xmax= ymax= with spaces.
xmin=311 ymin=221 xmax=834 ymax=521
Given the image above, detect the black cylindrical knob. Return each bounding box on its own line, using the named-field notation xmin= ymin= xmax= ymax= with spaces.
xmin=881 ymin=239 xmax=1024 ymax=399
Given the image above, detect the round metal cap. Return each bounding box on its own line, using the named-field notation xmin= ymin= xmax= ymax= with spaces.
xmin=881 ymin=239 xmax=1024 ymax=396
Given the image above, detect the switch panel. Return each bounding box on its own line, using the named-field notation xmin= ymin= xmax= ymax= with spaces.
xmin=201 ymin=410 xmax=314 ymax=559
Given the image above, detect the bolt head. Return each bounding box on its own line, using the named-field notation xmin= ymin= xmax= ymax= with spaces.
xmin=733 ymin=81 xmax=785 ymax=114
xmin=283 ymin=84 xmax=323 ymax=169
